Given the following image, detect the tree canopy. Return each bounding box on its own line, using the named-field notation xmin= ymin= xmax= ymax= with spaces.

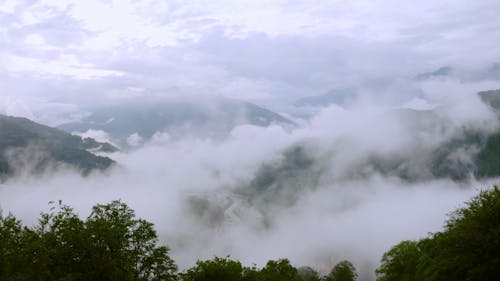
xmin=376 ymin=186 xmax=500 ymax=281
xmin=180 ymin=256 xmax=246 ymax=281
xmin=0 ymin=200 xmax=177 ymax=281
xmin=0 ymin=201 xmax=333 ymax=281
xmin=3 ymin=186 xmax=498 ymax=281
xmin=325 ymin=260 xmax=358 ymax=281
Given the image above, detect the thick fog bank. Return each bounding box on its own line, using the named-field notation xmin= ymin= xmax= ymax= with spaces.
xmin=1 ymin=92 xmax=500 ymax=280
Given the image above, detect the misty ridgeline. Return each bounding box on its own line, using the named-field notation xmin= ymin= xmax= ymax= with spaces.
xmin=1 ymin=187 xmax=499 ymax=281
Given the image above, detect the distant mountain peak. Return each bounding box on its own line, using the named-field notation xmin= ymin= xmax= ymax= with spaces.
xmin=294 ymin=89 xmax=356 ymax=107
xmin=57 ymin=97 xmax=295 ymax=148
xmin=415 ymin=66 xmax=453 ymax=81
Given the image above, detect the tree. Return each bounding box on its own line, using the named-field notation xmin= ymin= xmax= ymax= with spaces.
xmin=85 ymin=201 xmax=177 ymax=281
xmin=0 ymin=211 xmax=25 ymax=280
xmin=258 ymin=258 xmax=302 ymax=281
xmin=376 ymin=186 xmax=500 ymax=281
xmin=375 ymin=241 xmax=420 ymax=281
xmin=180 ymin=256 xmax=245 ymax=281
xmin=297 ymin=266 xmax=320 ymax=281
xmin=0 ymin=200 xmax=177 ymax=281
xmin=417 ymin=186 xmax=500 ymax=281
xmin=326 ymin=260 xmax=357 ymax=281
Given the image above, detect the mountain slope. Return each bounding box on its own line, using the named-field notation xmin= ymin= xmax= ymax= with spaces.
xmin=0 ymin=114 xmax=117 ymax=180
xmin=58 ymin=97 xmax=295 ymax=146
xmin=415 ymin=66 xmax=453 ymax=81
xmin=478 ymin=89 xmax=500 ymax=109
xmin=294 ymin=89 xmax=356 ymax=107
xmin=182 ymin=90 xmax=500 ymax=227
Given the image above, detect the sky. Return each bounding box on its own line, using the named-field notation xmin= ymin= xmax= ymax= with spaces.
xmin=1 ymin=0 xmax=500 ymax=117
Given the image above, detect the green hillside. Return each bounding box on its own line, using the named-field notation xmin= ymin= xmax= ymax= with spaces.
xmin=0 ymin=114 xmax=117 ymax=179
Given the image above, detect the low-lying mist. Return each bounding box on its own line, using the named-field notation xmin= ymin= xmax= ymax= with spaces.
xmin=1 ymin=87 xmax=499 ymax=281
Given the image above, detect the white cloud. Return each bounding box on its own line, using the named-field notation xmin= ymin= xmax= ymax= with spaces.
xmin=127 ymin=132 xmax=144 ymax=147
xmin=73 ymin=129 xmax=114 ymax=145
xmin=0 ymin=0 xmax=18 ymax=14
xmin=1 ymin=0 xmax=499 ymax=107
xmin=5 ymin=54 xmax=124 ymax=79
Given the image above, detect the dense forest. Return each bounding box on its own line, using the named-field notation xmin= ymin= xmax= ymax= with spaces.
xmin=1 ymin=187 xmax=499 ymax=281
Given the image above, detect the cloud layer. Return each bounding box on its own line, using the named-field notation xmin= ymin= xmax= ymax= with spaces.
xmin=2 ymin=0 xmax=500 ymax=114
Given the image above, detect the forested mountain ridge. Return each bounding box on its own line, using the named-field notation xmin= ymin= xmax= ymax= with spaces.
xmin=478 ymin=89 xmax=500 ymax=109
xmin=58 ymin=97 xmax=295 ymax=146
xmin=0 ymin=114 xmax=117 ymax=179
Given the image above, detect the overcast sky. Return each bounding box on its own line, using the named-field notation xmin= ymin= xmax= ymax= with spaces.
xmin=1 ymin=0 xmax=500 ymax=113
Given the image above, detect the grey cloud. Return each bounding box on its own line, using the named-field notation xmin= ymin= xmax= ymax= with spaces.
xmin=2 ymin=1 xmax=500 ymax=115
xmin=1 ymin=2 xmax=87 ymax=55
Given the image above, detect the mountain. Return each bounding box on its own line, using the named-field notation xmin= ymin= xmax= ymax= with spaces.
xmin=415 ymin=66 xmax=453 ymax=81
xmin=415 ymin=63 xmax=500 ymax=82
xmin=338 ymin=90 xmax=500 ymax=181
xmin=0 ymin=114 xmax=117 ymax=180
xmin=478 ymin=89 xmax=500 ymax=109
xmin=247 ymin=89 xmax=500 ymax=198
xmin=294 ymin=89 xmax=356 ymax=107
xmin=58 ymin=97 xmax=295 ymax=147
xmin=184 ymin=90 xmax=500 ymax=227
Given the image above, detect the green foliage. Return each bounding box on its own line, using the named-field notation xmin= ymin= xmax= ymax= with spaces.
xmin=4 ymin=186 xmax=497 ymax=281
xmin=259 ymin=259 xmax=302 ymax=281
xmin=375 ymin=241 xmax=420 ymax=281
xmin=297 ymin=266 xmax=320 ymax=281
xmin=180 ymin=257 xmax=312 ymax=281
xmin=376 ymin=186 xmax=500 ymax=281
xmin=0 ymin=201 xmax=176 ymax=281
xmin=0 ymin=210 xmax=25 ymax=279
xmin=325 ymin=260 xmax=357 ymax=281
xmin=180 ymin=256 xmax=246 ymax=281
xmin=418 ymin=186 xmax=500 ymax=281
xmin=4 ymin=200 xmax=327 ymax=281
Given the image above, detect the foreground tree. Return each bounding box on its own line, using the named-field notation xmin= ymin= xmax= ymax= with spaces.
xmin=0 ymin=211 xmax=25 ymax=280
xmin=418 ymin=186 xmax=500 ymax=281
xmin=325 ymin=260 xmax=357 ymax=281
xmin=259 ymin=259 xmax=303 ymax=281
xmin=376 ymin=186 xmax=500 ymax=281
xmin=0 ymin=200 xmax=177 ymax=281
xmin=297 ymin=266 xmax=320 ymax=281
xmin=180 ymin=256 xmax=246 ymax=281
xmin=375 ymin=241 xmax=420 ymax=281
xmin=180 ymin=257 xmax=310 ymax=281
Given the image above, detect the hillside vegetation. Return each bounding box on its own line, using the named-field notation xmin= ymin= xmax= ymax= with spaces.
xmin=0 ymin=114 xmax=117 ymax=180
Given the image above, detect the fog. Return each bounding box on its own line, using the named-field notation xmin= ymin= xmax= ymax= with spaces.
xmin=2 ymin=86 xmax=500 ymax=280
